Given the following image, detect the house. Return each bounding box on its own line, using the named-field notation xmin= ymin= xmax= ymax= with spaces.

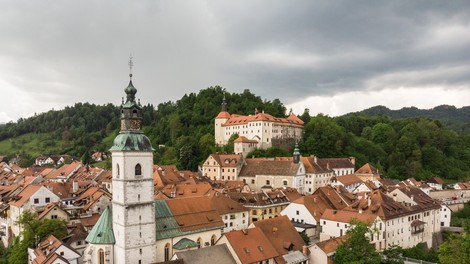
xmin=281 ymin=186 xmax=352 ymax=238
xmin=217 ymin=227 xmax=279 ymax=264
xmin=9 ymin=184 xmax=61 ymax=238
xmin=309 ymin=236 xmax=346 ymax=264
xmin=226 ymin=190 xmax=290 ymax=224
xmin=330 ymin=174 xmax=363 ymax=193
xmin=202 ymin=154 xmax=243 ymax=181
xmin=62 ymin=223 xmax=88 ymax=258
xmin=238 ymin=157 xmax=306 ymax=194
xmin=74 ymin=186 xmax=112 ymax=214
xmin=439 ymin=204 xmax=452 ymax=228
xmin=301 ymin=156 xmax=335 ymax=194
xmin=36 ymin=202 xmax=70 ymax=222
xmin=319 ymin=208 xmax=384 ymax=245
xmin=233 ymin=136 xmax=259 ymax=157
xmin=315 ymin=157 xmax=355 ymax=177
xmin=208 ymin=192 xmax=250 ymax=233
xmin=426 ymin=177 xmax=445 ymax=190
xmin=28 ymin=235 xmax=81 ymax=264
xmin=344 ymin=188 xmax=442 ymax=249
xmin=171 ymin=244 xmax=237 ymax=264
xmin=44 ymin=161 xmax=83 ymax=182
xmin=355 ymin=163 xmax=381 ymax=181
xmin=252 ymin=215 xmax=309 ymax=264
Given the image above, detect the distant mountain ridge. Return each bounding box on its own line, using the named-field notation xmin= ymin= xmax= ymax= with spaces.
xmin=353 ymin=105 xmax=470 ymax=132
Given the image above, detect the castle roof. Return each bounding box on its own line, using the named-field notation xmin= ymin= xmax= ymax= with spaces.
xmin=222 ymin=112 xmax=304 ymax=127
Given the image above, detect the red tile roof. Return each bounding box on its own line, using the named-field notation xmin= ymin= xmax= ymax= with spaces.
xmin=253 ymin=215 xmax=306 ymax=255
xmin=224 ymin=228 xmax=279 ymax=264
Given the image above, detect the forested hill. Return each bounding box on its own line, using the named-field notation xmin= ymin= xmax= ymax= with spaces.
xmin=355 ymin=105 xmax=470 ymax=132
xmin=0 ymin=87 xmax=469 ymax=182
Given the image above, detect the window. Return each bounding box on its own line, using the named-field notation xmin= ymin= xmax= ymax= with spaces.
xmin=116 ymin=164 xmax=120 ymax=178
xmin=251 ymin=179 xmax=255 ymax=184
xmin=45 ymin=197 xmax=50 ymax=203
xmin=135 ymin=164 xmax=142 ymax=176
xmin=51 ymin=215 xmax=58 ymax=219
xmin=266 ymin=180 xmax=270 ymax=185
xmin=211 ymin=235 xmax=216 ymax=246
xmin=283 ymin=180 xmax=288 ymax=186
xmin=98 ymin=249 xmax=105 ymax=264
xmin=164 ymin=243 xmax=170 ymax=261
xmin=197 ymin=238 xmax=202 ymax=248
xmin=34 ymin=198 xmax=39 ymax=204
xmin=296 ymin=210 xmax=299 ymax=215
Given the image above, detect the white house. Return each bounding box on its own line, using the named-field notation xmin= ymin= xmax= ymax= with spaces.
xmin=9 ymin=184 xmax=61 ymax=238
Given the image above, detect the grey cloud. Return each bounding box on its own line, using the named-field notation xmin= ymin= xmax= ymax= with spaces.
xmin=1 ymin=0 xmax=470 ymax=122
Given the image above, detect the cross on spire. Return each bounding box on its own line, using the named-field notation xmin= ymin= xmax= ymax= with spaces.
xmin=128 ymin=53 xmax=134 ymax=79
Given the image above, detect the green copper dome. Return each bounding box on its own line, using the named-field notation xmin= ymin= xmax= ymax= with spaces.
xmin=110 ymin=132 xmax=154 ymax=151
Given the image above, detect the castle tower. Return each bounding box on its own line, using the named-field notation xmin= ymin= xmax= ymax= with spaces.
xmin=109 ymin=65 xmax=157 ymax=263
xmin=215 ymin=93 xmax=230 ymax=145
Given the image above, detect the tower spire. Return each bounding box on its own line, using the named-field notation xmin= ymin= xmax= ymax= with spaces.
xmin=221 ymin=91 xmax=228 ymax=112
xmin=128 ymin=53 xmax=134 ymax=80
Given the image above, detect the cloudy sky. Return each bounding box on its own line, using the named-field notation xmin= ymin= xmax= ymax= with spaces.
xmin=1 ymin=1 xmax=470 ymax=123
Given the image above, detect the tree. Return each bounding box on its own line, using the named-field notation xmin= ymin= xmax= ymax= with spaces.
xmin=8 ymin=211 xmax=67 ymax=264
xmin=334 ymin=220 xmax=381 ymax=264
xmin=439 ymin=225 xmax=470 ymax=264
xmin=381 ymin=245 xmax=404 ymax=264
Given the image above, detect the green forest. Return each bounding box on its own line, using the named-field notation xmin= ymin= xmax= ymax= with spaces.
xmin=0 ymin=86 xmax=469 ymax=182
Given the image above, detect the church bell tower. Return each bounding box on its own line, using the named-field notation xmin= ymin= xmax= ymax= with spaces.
xmin=109 ymin=57 xmax=157 ymax=263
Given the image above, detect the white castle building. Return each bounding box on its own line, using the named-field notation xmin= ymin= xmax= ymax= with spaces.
xmin=214 ymin=95 xmax=304 ymax=154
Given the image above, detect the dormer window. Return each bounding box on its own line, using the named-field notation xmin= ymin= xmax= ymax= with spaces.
xmin=135 ymin=164 xmax=142 ymax=176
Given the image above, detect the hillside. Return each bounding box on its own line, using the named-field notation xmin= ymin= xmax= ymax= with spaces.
xmin=0 ymin=89 xmax=469 ymax=182
xmin=355 ymin=105 xmax=470 ymax=132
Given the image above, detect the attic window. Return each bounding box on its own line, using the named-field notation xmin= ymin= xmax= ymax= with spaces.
xmin=243 ymin=248 xmax=250 ymax=254
xmin=258 ymin=246 xmax=263 ymax=252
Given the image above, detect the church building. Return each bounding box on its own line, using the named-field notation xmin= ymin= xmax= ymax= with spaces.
xmin=83 ymin=66 xmax=157 ymax=264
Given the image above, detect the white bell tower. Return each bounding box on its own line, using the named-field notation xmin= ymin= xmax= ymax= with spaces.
xmin=109 ymin=57 xmax=157 ymax=263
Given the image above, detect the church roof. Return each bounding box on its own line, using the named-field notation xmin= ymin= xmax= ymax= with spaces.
xmin=109 ymin=132 xmax=154 ymax=152
xmin=86 ymin=205 xmax=115 ymax=244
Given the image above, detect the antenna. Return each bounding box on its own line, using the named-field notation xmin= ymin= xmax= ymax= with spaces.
xmin=128 ymin=53 xmax=134 ymax=79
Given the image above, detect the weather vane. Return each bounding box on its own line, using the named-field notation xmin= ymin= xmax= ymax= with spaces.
xmin=128 ymin=53 xmax=134 ymax=79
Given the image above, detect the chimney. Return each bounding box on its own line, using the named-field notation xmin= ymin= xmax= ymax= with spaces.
xmin=349 ymin=157 xmax=356 ymax=165
xmin=242 ymin=229 xmax=248 ymax=235
xmin=302 ymin=245 xmax=309 ymax=256
xmin=72 ymin=181 xmax=78 ymax=193
xmin=368 ymin=196 xmax=371 ymax=207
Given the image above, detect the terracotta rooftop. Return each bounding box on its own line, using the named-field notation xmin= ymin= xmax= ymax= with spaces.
xmin=234 ymin=136 xmax=258 ymax=143
xmin=315 ymin=236 xmax=347 ymax=254
xmin=321 ymin=208 xmax=377 ymax=224
xmin=316 ymin=157 xmax=355 ymax=170
xmin=239 ymin=158 xmax=300 ymax=177
xmin=9 ymin=184 xmax=42 ymax=207
xmin=222 ymin=112 xmax=304 ymax=127
xmin=253 ymin=215 xmax=306 ymax=255
xmin=208 ymin=192 xmax=249 ymax=215
xmin=166 ymin=196 xmax=224 ymax=233
xmin=355 ymin=163 xmax=380 ymax=175
xmin=333 ymin=174 xmax=363 ymax=186
xmin=224 ymin=227 xmax=279 ymax=264
xmin=208 ymin=154 xmax=243 ymax=168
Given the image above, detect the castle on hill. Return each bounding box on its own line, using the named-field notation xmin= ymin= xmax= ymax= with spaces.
xmin=214 ymin=95 xmax=304 ymax=156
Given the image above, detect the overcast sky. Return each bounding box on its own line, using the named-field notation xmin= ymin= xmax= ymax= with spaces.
xmin=1 ymin=1 xmax=470 ymax=123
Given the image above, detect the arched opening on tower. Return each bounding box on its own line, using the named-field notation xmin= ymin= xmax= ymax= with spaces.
xmin=135 ymin=164 xmax=142 ymax=176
